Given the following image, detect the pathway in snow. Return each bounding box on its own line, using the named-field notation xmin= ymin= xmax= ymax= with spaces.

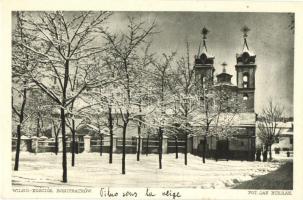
xmin=12 ymin=152 xmax=286 ymax=188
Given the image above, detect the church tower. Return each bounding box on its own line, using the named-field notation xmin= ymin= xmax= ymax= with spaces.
xmin=194 ymin=27 xmax=215 ymax=88
xmin=235 ymin=26 xmax=257 ymax=112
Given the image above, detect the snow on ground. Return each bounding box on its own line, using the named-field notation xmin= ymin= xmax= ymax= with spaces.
xmin=12 ymin=152 xmax=287 ymax=188
xmin=271 ymin=151 xmax=293 ymax=162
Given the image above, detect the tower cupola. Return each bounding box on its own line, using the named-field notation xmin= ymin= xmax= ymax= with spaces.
xmin=236 ymin=25 xmax=256 ymax=65
xmin=216 ymin=62 xmax=233 ymax=84
xmin=194 ymin=27 xmax=215 ymax=87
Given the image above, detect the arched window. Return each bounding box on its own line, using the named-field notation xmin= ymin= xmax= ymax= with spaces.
xmin=243 ymin=93 xmax=248 ymax=101
xmin=242 ymin=73 xmax=249 ymax=88
xmin=200 ymin=75 xmax=206 ymax=88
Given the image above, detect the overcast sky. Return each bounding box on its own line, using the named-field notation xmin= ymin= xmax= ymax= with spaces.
xmin=108 ymin=12 xmax=294 ymax=116
xmin=12 ymin=11 xmax=294 ymax=116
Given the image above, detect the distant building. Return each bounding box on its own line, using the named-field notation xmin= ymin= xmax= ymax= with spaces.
xmin=256 ymin=121 xmax=294 ymax=152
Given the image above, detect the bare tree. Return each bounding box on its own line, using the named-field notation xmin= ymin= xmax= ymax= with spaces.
xmin=13 ymin=11 xmax=112 ymax=182
xmin=172 ymin=41 xmax=196 ymax=165
xmin=102 ymin=17 xmax=157 ymax=174
xmin=65 ymin=57 xmax=110 ymax=167
xmin=257 ymin=99 xmax=284 ymax=161
xmin=150 ymin=52 xmax=176 ymax=169
xmin=12 ymin=11 xmax=38 ymax=171
xmin=12 ymin=81 xmax=28 ymax=171
xmin=132 ymin=43 xmax=154 ymax=161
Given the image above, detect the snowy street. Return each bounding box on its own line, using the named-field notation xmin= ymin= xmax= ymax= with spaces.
xmin=12 ymin=152 xmax=285 ymax=189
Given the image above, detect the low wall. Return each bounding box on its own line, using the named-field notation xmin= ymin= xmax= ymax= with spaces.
xmin=11 ymin=135 xmax=257 ymax=161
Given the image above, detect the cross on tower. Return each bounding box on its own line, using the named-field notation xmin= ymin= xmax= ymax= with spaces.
xmin=201 ymin=27 xmax=209 ymax=52
xmin=221 ymin=62 xmax=227 ymax=73
xmin=241 ymin=25 xmax=250 ymax=38
xmin=201 ymin=27 xmax=209 ymax=39
xmin=241 ymin=25 xmax=250 ymax=51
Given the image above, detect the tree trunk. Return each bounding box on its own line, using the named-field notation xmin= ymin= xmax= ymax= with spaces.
xmin=184 ymin=134 xmax=188 ymax=165
xmin=60 ymin=107 xmax=68 ymax=182
xmin=71 ymin=119 xmax=76 ymax=167
xmin=158 ymin=127 xmax=163 ymax=169
xmin=108 ymin=106 xmax=113 ymax=163
xmin=215 ymin=136 xmax=218 ymax=162
xmin=13 ymin=81 xmax=27 ymax=171
xmin=137 ymin=134 xmax=141 ymax=161
xmin=202 ymin=135 xmax=207 ymax=164
xmin=137 ymin=103 xmax=142 ymax=161
xmin=14 ymin=125 xmax=22 ymax=171
xmin=146 ymin=135 xmax=149 ymax=156
xmin=55 ymin=135 xmax=58 ymax=155
xmin=269 ymin=144 xmax=272 ymax=161
xmin=226 ymin=137 xmax=229 ymax=161
xmin=263 ymin=145 xmax=268 ymax=162
xmin=175 ymin=136 xmax=178 ymax=159
xmin=36 ymin=117 xmax=40 ymax=137
xmin=122 ymin=122 xmax=127 ymax=174
xmin=100 ymin=134 xmax=103 ymax=156
xmin=210 ymin=135 xmax=213 ymax=158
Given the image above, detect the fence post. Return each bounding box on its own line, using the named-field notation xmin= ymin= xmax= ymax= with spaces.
xmin=162 ymin=135 xmax=168 ymax=154
xmin=20 ymin=135 xmax=30 ymax=151
xmin=112 ymin=136 xmax=117 ymax=153
xmin=31 ymin=136 xmax=39 ymax=153
xmin=84 ymin=135 xmax=91 ymax=153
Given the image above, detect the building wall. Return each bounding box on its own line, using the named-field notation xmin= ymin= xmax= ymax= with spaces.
xmin=272 ymin=135 xmax=293 ymax=150
xmin=191 ymin=127 xmax=256 ymax=161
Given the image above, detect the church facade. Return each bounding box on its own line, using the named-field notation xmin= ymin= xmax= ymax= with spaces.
xmin=190 ymin=27 xmax=257 ymax=161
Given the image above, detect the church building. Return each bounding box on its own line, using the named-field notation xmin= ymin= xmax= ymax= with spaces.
xmin=190 ymin=26 xmax=257 ymax=161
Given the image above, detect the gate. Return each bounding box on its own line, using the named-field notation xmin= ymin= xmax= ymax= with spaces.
xmin=216 ymin=140 xmax=229 ymax=160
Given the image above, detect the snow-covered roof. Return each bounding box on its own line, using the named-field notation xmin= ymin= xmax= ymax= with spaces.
xmin=236 ymin=45 xmax=256 ymax=59
xmin=214 ymin=82 xmax=237 ymax=88
xmin=242 ymin=44 xmax=255 ymax=56
xmin=200 ymin=45 xmax=215 ymax=59
xmin=191 ymin=112 xmax=256 ymax=127
xmin=256 ymin=121 xmax=293 ymax=129
xmin=77 ymin=124 xmax=111 ymax=136
xmin=256 ymin=121 xmax=293 ymax=136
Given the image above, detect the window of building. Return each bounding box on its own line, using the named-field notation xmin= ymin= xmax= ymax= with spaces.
xmin=243 ymin=93 xmax=248 ymax=101
xmin=290 ymin=137 xmax=293 ymax=145
xmin=242 ymin=73 xmax=249 ymax=88
xmin=200 ymin=74 xmax=204 ymax=88
xmin=199 ymin=75 xmax=207 ymax=88
xmin=243 ymin=75 xmax=248 ymax=82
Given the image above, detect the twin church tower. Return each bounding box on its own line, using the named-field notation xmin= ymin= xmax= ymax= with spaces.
xmin=194 ymin=26 xmax=257 ymax=113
